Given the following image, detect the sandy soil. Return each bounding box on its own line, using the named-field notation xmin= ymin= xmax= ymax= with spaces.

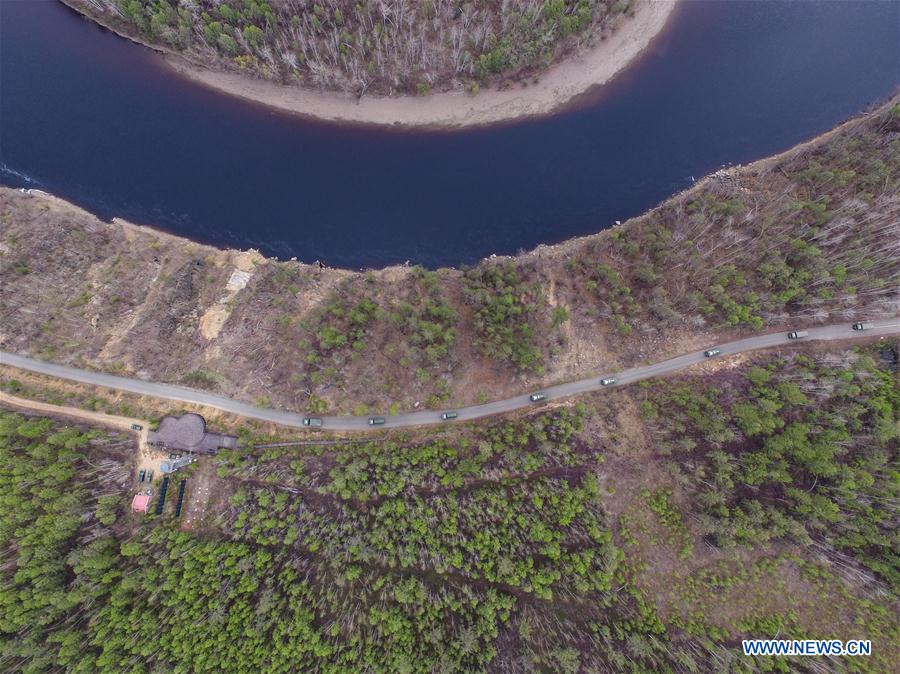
xmin=165 ymin=0 xmax=678 ymax=128
xmin=135 ymin=442 xmax=171 ymax=487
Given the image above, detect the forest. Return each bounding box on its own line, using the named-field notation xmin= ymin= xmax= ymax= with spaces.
xmin=2 ymin=339 xmax=897 ymax=672
xmin=637 ymin=344 xmax=900 ymax=592
xmin=64 ymin=0 xmax=625 ymax=95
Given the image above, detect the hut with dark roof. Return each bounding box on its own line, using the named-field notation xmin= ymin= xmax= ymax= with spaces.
xmin=147 ymin=413 xmax=237 ymax=454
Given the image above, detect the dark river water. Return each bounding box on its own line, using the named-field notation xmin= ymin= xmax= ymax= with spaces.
xmin=1 ymin=1 xmax=897 ymax=269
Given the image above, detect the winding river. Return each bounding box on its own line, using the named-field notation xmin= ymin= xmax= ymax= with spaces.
xmin=1 ymin=0 xmax=898 ymax=269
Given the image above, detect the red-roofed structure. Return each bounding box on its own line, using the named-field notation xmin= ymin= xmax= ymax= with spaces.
xmin=131 ymin=493 xmax=151 ymax=514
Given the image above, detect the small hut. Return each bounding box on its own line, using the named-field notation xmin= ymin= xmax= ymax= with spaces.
xmin=131 ymin=493 xmax=151 ymax=514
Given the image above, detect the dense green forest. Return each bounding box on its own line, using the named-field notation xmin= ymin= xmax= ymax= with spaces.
xmin=2 ymin=342 xmax=898 ymax=672
xmin=65 ymin=0 xmax=625 ymax=95
xmin=639 ymin=345 xmax=900 ymax=591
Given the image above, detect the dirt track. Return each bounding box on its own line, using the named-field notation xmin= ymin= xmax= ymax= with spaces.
xmin=0 ymin=390 xmax=148 ymax=435
xmin=0 ymin=390 xmax=171 ymax=482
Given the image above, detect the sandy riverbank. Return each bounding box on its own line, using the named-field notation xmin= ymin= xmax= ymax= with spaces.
xmin=165 ymin=0 xmax=678 ymax=129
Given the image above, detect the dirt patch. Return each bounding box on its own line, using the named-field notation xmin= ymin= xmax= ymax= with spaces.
xmin=198 ymin=304 xmax=232 ymax=340
xmin=543 ymin=275 xmax=612 ymax=379
xmin=182 ymin=459 xmax=221 ymax=532
xmin=134 ymin=442 xmax=170 ymax=487
xmin=199 ymin=251 xmax=265 ymax=340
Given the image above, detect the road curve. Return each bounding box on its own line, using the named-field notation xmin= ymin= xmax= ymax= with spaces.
xmin=1 ymin=321 xmax=897 ymax=431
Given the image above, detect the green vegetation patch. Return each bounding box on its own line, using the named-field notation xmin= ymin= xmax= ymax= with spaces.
xmin=641 ymin=343 xmax=900 ymax=590
xmin=463 ymin=262 xmax=545 ymax=372
xmin=0 ymin=413 xmax=131 ymax=674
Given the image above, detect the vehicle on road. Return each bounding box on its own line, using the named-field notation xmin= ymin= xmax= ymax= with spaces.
xmin=600 ymin=377 xmax=617 ymax=386
xmin=1 ymin=319 xmax=891 ymax=433
xmin=368 ymin=417 xmax=386 ymax=426
xmin=146 ymin=470 xmax=154 ymax=482
xmin=131 ymin=423 xmax=142 ymax=431
xmin=787 ymin=330 xmax=808 ymax=339
xmin=440 ymin=411 xmax=458 ymax=421
xmin=138 ymin=469 xmax=145 ymax=482
xmin=303 ymin=417 xmax=323 ymax=427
